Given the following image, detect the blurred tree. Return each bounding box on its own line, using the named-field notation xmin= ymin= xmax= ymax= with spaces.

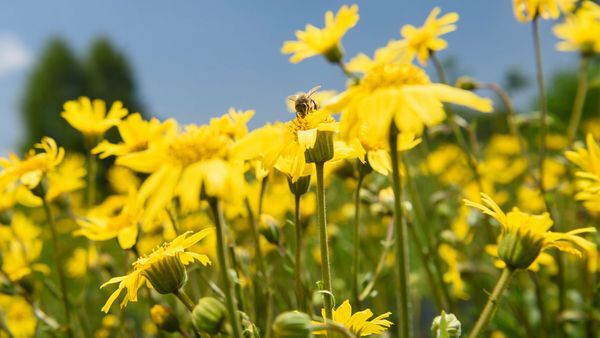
xmin=20 ymin=38 xmax=86 ymax=152
xmin=502 ymin=67 xmax=530 ymax=94
xmin=20 ymin=36 xmax=145 ymax=151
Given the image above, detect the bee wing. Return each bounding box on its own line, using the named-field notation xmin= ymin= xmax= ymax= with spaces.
xmin=287 ymin=94 xmax=299 ymax=102
xmin=306 ymin=85 xmax=321 ymax=97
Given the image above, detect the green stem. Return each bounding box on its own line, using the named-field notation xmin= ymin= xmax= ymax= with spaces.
xmin=85 ymin=142 xmax=98 ymax=207
xmin=175 ymin=289 xmax=196 ymax=312
xmin=529 ymin=271 xmax=548 ymax=338
xmin=359 ymin=219 xmax=393 ymax=302
xmin=351 ymin=171 xmax=364 ymax=308
xmin=244 ymin=198 xmax=266 ymax=279
xmin=294 ymin=193 xmax=305 ymax=311
xmin=468 ymin=268 xmax=515 ymax=338
xmin=389 ymin=124 xmax=412 ymax=338
xmin=41 ymin=196 xmax=74 ymax=338
xmin=209 ymin=199 xmax=243 ymax=338
xmin=567 ymin=55 xmax=591 ymax=143
xmin=532 ymin=18 xmax=548 ymax=198
xmin=315 ymin=162 xmax=333 ymax=320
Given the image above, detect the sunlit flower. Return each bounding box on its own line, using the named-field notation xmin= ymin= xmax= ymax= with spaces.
xmin=438 ymin=244 xmax=468 ymax=300
xmin=315 ymin=300 xmax=393 ymax=336
xmin=485 ymin=244 xmax=557 ymax=274
xmin=66 ymin=246 xmax=99 ymax=278
xmin=327 ymin=60 xmax=492 ymax=144
xmin=566 ymin=134 xmax=600 ymax=212
xmin=513 ymin=0 xmax=576 ymax=22
xmin=554 ymin=1 xmax=600 ymax=54
xmin=107 ymin=166 xmax=140 ymax=195
xmin=400 ymin=7 xmax=459 ymax=65
xmin=92 ymin=113 xmax=177 ymax=159
xmin=0 ymin=295 xmax=37 ymax=338
xmin=62 ymin=97 xmax=128 ymax=137
xmin=465 ymin=193 xmax=596 ymax=269
xmin=101 ymin=230 xmax=212 ymax=313
xmin=0 ymin=137 xmax=64 ymax=191
xmin=282 ymin=4 xmax=359 ymax=63
xmin=46 ymin=154 xmax=87 ymax=202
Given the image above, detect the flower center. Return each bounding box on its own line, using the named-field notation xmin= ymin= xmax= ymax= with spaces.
xmin=361 ymin=63 xmax=430 ymax=91
xmin=167 ymin=126 xmax=229 ymax=166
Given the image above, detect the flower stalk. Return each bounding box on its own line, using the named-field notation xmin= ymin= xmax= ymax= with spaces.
xmin=294 ymin=193 xmax=305 ymax=311
xmin=468 ymin=268 xmax=515 ymax=338
xmin=567 ymin=54 xmax=591 ymax=143
xmin=351 ymin=169 xmax=365 ymax=308
xmin=315 ymin=161 xmax=334 ymax=320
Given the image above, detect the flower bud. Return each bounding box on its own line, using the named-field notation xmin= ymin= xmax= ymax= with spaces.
xmin=305 ymin=130 xmax=334 ymax=164
xmin=455 ymin=76 xmax=477 ymax=91
xmin=498 ymin=229 xmax=544 ymax=270
xmin=142 ymin=255 xmax=187 ymax=294
xmin=192 ymin=297 xmax=227 ymax=335
xmin=288 ymin=175 xmax=311 ymax=196
xmin=431 ymin=311 xmax=461 ymax=338
xmin=272 ymin=311 xmax=313 ymax=338
xmin=150 ymin=304 xmax=180 ymax=333
xmin=260 ymin=214 xmax=281 ymax=245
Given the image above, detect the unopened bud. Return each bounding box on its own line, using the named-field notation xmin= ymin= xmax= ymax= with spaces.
xmin=272 ymin=311 xmax=313 ymax=338
xmin=150 ymin=304 xmax=180 ymax=333
xmin=431 ymin=311 xmax=461 ymax=338
xmin=192 ymin=297 xmax=227 ymax=335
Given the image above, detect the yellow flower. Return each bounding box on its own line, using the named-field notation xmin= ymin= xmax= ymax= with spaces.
xmin=422 ymin=144 xmax=471 ymax=185
xmin=328 ymin=60 xmax=492 ymax=145
xmin=62 ymin=97 xmax=128 ymax=137
xmin=513 ymin=0 xmax=576 ymax=22
xmin=46 ymin=154 xmax=87 ymax=202
xmin=566 ymin=134 xmax=600 ymax=212
xmin=554 ymin=1 xmax=600 ymax=54
xmin=101 ymin=229 xmax=212 ymax=313
xmin=0 ymin=137 xmax=64 ymax=191
xmin=281 ymin=4 xmax=359 ymax=63
xmin=0 ymin=213 xmax=49 ymax=282
xmin=209 ymin=108 xmax=255 ymax=140
xmin=400 ymin=7 xmax=459 ymax=65
xmin=315 ymin=300 xmax=393 ymax=336
xmin=66 ymin=247 xmax=99 ymax=278
xmin=465 ymin=193 xmax=596 ymax=269
xmin=0 ymin=295 xmax=37 ymax=338
xmin=107 ymin=166 xmax=140 ymax=195
xmin=92 ymin=113 xmax=177 ymax=159
xmin=438 ymin=244 xmax=469 ymax=300
xmin=485 ymin=244 xmax=557 ymax=274
xmin=115 ymin=113 xmax=248 ymax=223
xmin=75 ymin=191 xmax=142 ymax=249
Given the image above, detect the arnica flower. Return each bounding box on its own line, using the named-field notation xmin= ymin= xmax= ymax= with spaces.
xmin=282 ymin=4 xmax=359 ymax=64
xmin=553 ymin=1 xmax=600 ymax=55
xmin=512 ymin=0 xmax=576 ymax=22
xmin=93 ymin=113 xmax=177 ymax=159
xmin=101 ymin=229 xmax=212 ymax=313
xmin=61 ymin=97 xmax=128 ymax=138
xmin=566 ymin=134 xmax=600 ymax=212
xmin=464 ymin=193 xmax=596 ymax=269
xmin=0 ymin=295 xmax=37 ymax=338
xmin=45 ymin=154 xmax=87 ymax=202
xmin=314 ymin=300 xmax=393 ymax=336
xmin=75 ymin=191 xmax=143 ymax=249
xmin=114 ymin=112 xmax=248 ymax=223
xmin=328 ymin=60 xmax=492 ymax=147
xmin=399 ymin=7 xmax=459 ymax=65
xmin=0 ymin=137 xmax=64 ymax=191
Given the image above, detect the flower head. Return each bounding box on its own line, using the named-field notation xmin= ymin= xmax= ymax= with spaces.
xmin=400 ymin=7 xmax=459 ymax=65
xmin=512 ymin=0 xmax=576 ymax=22
xmin=315 ymin=300 xmax=393 ymax=336
xmin=554 ymin=1 xmax=600 ymax=55
xmin=464 ymin=193 xmax=596 ymax=269
xmin=282 ymin=5 xmax=359 ymax=63
xmin=101 ymin=229 xmax=212 ymax=313
xmin=62 ymin=97 xmax=128 ymax=137
xmin=566 ymin=134 xmax=600 ymax=212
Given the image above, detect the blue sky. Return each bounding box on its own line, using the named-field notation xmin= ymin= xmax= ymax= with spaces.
xmin=0 ymin=1 xmax=576 ymax=154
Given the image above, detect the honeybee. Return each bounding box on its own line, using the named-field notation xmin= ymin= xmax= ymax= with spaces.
xmin=288 ymin=85 xmax=321 ymax=118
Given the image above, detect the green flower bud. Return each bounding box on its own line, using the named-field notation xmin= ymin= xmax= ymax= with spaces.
xmin=305 ymin=130 xmax=334 ymax=164
xmin=192 ymin=297 xmax=227 ymax=335
xmin=288 ymin=175 xmax=311 ymax=196
xmin=455 ymin=76 xmax=477 ymax=91
xmin=272 ymin=311 xmax=313 ymax=338
xmin=150 ymin=304 xmax=180 ymax=333
xmin=142 ymin=255 xmax=187 ymax=294
xmin=260 ymin=214 xmax=281 ymax=245
xmin=431 ymin=311 xmax=461 ymax=338
xmin=498 ymin=229 xmax=545 ymax=270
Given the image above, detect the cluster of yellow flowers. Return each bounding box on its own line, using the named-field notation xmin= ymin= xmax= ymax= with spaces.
xmin=0 ymin=1 xmax=599 ymax=338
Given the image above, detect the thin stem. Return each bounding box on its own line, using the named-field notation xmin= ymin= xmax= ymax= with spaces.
xmin=529 ymin=271 xmax=548 ymax=338
xmin=351 ymin=170 xmax=364 ymax=308
xmin=209 ymin=199 xmax=243 ymax=338
xmin=468 ymin=268 xmax=515 ymax=338
xmin=389 ymin=124 xmax=412 ymax=338
xmin=245 ymin=198 xmax=266 ymax=279
xmin=532 ymin=18 xmax=548 ymax=198
xmin=294 ymin=193 xmax=305 ymax=311
xmin=359 ymin=218 xmax=394 ymax=302
xmin=85 ymin=143 xmax=98 ymax=207
xmin=315 ymin=162 xmax=333 ymax=320
xmin=567 ymin=55 xmax=591 ymax=143
xmin=175 ymin=289 xmax=196 ymax=312
xmin=41 ymin=196 xmax=74 ymax=338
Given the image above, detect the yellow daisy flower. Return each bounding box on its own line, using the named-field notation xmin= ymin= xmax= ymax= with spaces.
xmin=512 ymin=0 xmax=576 ymax=23
xmin=400 ymin=7 xmax=459 ymax=65
xmin=315 ymin=300 xmax=393 ymax=336
xmin=61 ymin=97 xmax=128 ymax=137
xmin=464 ymin=193 xmax=596 ymax=269
xmin=281 ymin=4 xmax=359 ymax=63
xmin=101 ymin=229 xmax=212 ymax=313
xmin=566 ymin=133 xmax=600 ymax=212
xmin=46 ymin=154 xmax=87 ymax=202
xmin=0 ymin=295 xmax=37 ymax=338
xmin=554 ymin=1 xmax=600 ymax=54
